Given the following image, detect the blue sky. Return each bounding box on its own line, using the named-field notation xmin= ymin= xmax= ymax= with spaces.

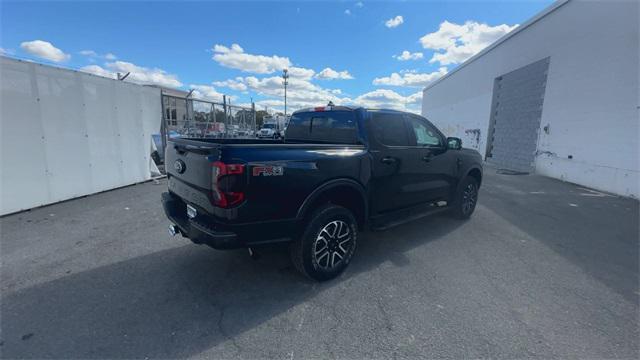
xmin=1 ymin=0 xmax=552 ymax=112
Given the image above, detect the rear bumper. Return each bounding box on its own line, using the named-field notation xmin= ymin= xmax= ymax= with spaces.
xmin=162 ymin=192 xmax=295 ymax=249
xmin=162 ymin=192 xmax=242 ymax=249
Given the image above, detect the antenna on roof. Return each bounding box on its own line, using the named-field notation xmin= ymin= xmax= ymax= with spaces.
xmin=117 ymin=72 xmax=130 ymax=81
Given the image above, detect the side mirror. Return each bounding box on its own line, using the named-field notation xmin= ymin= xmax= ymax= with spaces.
xmin=447 ymin=137 xmax=462 ymax=150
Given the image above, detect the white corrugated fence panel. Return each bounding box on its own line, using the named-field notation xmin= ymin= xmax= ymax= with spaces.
xmin=0 ymin=57 xmax=162 ymax=215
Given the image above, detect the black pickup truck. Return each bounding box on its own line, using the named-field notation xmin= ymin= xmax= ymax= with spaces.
xmin=162 ymin=106 xmax=482 ymax=281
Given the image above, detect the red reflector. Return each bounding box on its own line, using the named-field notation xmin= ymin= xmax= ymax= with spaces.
xmin=211 ymin=162 xmax=245 ymax=208
xmin=212 ymin=161 xmax=244 ymax=176
xmin=225 ymin=163 xmax=244 ymax=175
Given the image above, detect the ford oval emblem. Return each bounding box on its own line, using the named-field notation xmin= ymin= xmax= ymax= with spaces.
xmin=174 ymin=160 xmax=186 ymax=174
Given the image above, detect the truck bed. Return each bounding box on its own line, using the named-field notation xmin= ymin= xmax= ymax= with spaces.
xmin=165 ymin=136 xmax=367 ymax=224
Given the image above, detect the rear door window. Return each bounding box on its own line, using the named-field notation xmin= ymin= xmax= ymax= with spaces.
xmin=370 ymin=112 xmax=411 ymax=147
xmin=285 ymin=111 xmax=357 ymax=143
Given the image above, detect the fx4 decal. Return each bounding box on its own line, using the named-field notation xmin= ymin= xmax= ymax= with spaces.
xmin=252 ymin=166 xmax=284 ymax=177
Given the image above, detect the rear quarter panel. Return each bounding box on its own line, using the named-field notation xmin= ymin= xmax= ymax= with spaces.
xmin=222 ymin=145 xmax=368 ymax=224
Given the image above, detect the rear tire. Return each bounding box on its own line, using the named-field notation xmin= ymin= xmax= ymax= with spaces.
xmin=290 ymin=204 xmax=357 ymax=281
xmin=450 ymin=176 xmax=479 ymax=219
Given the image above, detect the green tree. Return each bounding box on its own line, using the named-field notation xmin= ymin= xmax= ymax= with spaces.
xmin=255 ymin=110 xmax=269 ymax=128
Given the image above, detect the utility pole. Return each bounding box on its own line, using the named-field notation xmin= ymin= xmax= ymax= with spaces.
xmin=251 ymin=100 xmax=256 ymax=132
xmin=223 ymin=95 xmax=227 ymax=137
xmin=282 ymin=69 xmax=289 ymax=117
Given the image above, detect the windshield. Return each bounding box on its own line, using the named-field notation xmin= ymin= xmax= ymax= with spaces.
xmin=262 ymin=124 xmax=276 ymax=129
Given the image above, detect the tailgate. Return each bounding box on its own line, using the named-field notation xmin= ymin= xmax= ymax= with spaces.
xmin=165 ymin=139 xmax=220 ymax=212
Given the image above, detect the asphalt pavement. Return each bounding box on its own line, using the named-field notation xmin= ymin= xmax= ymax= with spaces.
xmin=1 ymin=168 xmax=638 ymax=359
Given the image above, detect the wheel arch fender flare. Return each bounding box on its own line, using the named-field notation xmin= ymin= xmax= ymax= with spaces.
xmin=457 ymin=165 xmax=483 ymax=193
xmin=296 ymin=178 xmax=368 ymax=224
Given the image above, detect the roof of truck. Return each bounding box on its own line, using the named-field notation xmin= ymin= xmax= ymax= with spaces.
xmin=292 ymin=106 xmax=410 ymax=114
xmin=293 ymin=105 xmax=357 ymax=113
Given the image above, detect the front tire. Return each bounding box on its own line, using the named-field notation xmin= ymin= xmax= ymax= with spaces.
xmin=290 ymin=204 xmax=357 ymax=281
xmin=451 ymin=176 xmax=479 ymax=219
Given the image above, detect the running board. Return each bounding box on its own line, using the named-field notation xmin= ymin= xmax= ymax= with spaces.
xmin=369 ymin=203 xmax=449 ymax=231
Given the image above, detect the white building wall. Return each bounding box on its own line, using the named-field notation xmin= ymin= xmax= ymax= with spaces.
xmin=0 ymin=57 xmax=162 ymax=215
xmin=422 ymin=0 xmax=639 ymax=198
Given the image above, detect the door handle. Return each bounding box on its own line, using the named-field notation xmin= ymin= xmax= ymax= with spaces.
xmin=422 ymin=154 xmax=433 ymax=162
xmin=381 ymin=156 xmax=397 ymax=164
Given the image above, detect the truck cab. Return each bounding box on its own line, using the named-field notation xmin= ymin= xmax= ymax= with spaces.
xmin=257 ymin=123 xmax=280 ymax=139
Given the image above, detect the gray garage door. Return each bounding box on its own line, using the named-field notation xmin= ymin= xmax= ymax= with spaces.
xmin=486 ymin=58 xmax=550 ymax=172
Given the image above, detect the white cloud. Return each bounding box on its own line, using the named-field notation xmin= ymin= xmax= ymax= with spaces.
xmin=372 ymin=67 xmax=447 ymax=87
xmin=79 ymin=50 xmax=97 ymax=57
xmin=420 ymin=20 xmax=518 ymax=65
xmin=80 ymin=49 xmax=117 ymax=61
xmin=213 ymin=44 xmax=316 ymax=80
xmin=250 ymin=80 xmax=422 ymax=113
xmin=212 ymin=43 xmax=291 ymax=74
xmin=393 ymin=51 xmax=424 ymax=61
xmin=205 ymin=41 xmax=424 ymax=113
xmin=207 ymin=45 xmax=355 ymax=110
xmin=385 ymin=15 xmax=404 ymax=28
xmin=107 ymin=61 xmax=182 ymax=87
xmin=227 ymin=75 xmax=349 ymax=111
xmin=288 ymin=66 xmax=315 ymax=80
xmin=354 ymin=89 xmax=404 ymax=108
xmin=20 ymin=40 xmax=70 ymax=62
xmin=315 ymin=67 xmax=354 ymax=80
xmin=80 ymin=64 xmax=115 ymax=78
xmin=405 ymin=92 xmax=423 ymax=106
xmin=0 ymin=47 xmax=15 ymax=56
xmin=189 ymin=84 xmax=230 ymax=103
xmin=213 ymin=77 xmax=248 ymax=91
xmin=81 ymin=61 xmax=182 ymax=88
xmin=255 ymin=99 xmax=285 ymax=108
xmin=351 ymin=89 xmax=421 ymax=112
xmin=245 ymin=76 xmax=319 ymax=96
xmin=250 ymin=80 xmax=422 ymax=112
xmin=216 ymin=75 xmax=423 ymax=113
xmin=345 ymin=1 xmax=363 ymax=16
xmin=213 ymin=43 xmax=243 ymax=54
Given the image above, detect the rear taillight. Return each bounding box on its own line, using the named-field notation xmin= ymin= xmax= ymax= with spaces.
xmin=211 ymin=161 xmax=245 ymax=208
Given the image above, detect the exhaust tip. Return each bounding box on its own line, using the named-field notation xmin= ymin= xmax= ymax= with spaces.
xmin=168 ymin=224 xmax=180 ymax=237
